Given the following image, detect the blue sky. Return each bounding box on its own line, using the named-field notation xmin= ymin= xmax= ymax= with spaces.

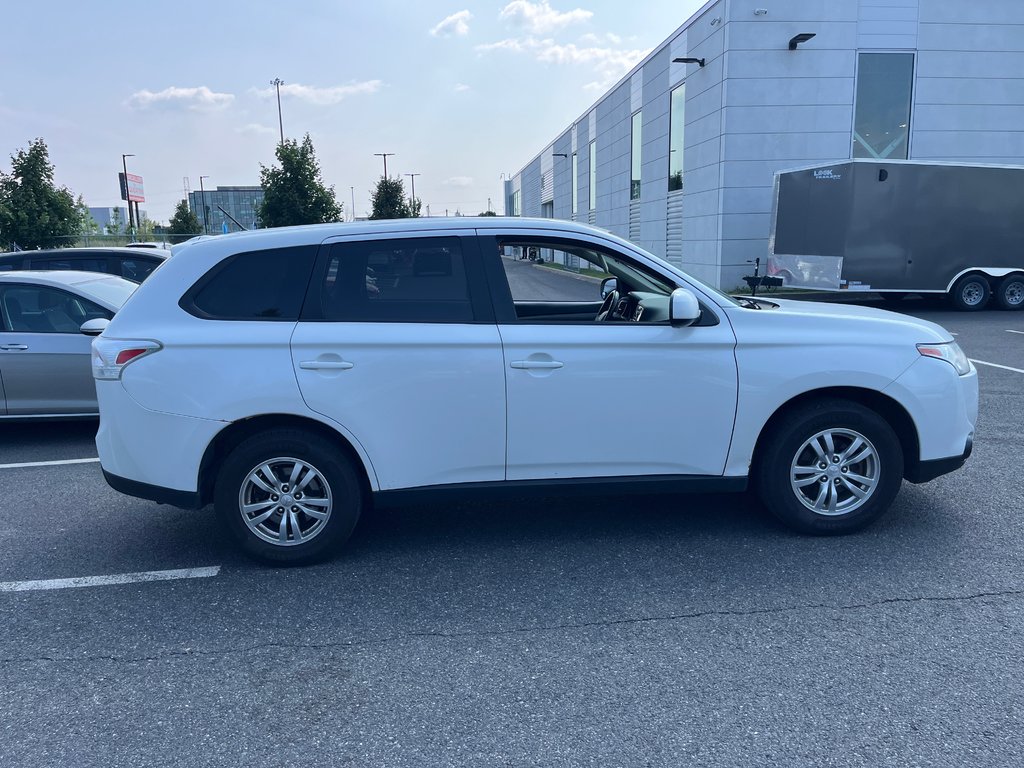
xmin=0 ymin=0 xmax=705 ymax=222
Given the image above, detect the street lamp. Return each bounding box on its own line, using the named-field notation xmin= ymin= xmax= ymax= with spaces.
xmin=199 ymin=175 xmax=210 ymax=235
xmin=374 ymin=152 xmax=395 ymax=178
xmin=404 ymin=173 xmax=420 ymax=215
xmin=350 ymin=186 xmax=355 ymax=222
xmin=270 ymin=78 xmax=285 ymax=145
xmin=121 ymin=153 xmax=135 ymax=234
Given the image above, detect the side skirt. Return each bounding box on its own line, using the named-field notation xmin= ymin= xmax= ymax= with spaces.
xmin=374 ymin=474 xmax=747 ymax=508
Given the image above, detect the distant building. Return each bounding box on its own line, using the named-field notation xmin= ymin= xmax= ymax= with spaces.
xmin=188 ymin=186 xmax=264 ymax=234
xmin=506 ymin=0 xmax=1024 ymax=290
xmin=88 ymin=206 xmax=145 ymax=234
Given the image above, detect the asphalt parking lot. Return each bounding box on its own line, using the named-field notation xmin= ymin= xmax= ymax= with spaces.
xmin=1 ymin=299 xmax=1022 ymax=767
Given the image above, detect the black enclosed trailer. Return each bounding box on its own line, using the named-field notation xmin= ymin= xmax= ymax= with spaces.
xmin=767 ymin=160 xmax=1024 ymax=310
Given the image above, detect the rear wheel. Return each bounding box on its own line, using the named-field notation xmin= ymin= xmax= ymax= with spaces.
xmin=214 ymin=429 xmax=363 ymax=564
xmin=949 ymin=274 xmax=991 ymax=311
xmin=994 ymin=273 xmax=1024 ymax=311
xmin=755 ymin=399 xmax=904 ymax=535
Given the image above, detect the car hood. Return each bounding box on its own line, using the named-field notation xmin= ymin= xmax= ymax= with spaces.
xmin=747 ymin=298 xmax=955 ymax=343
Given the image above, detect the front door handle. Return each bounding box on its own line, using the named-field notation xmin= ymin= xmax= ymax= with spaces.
xmin=299 ymin=360 xmax=354 ymax=370
xmin=0 ymin=344 xmax=28 ymax=351
xmin=510 ymin=360 xmax=563 ymax=370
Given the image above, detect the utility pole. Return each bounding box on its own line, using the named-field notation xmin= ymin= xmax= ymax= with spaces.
xmin=121 ymin=154 xmax=135 ymax=232
xmin=374 ymin=152 xmax=395 ymax=178
xmin=270 ymin=78 xmax=285 ymax=145
xmin=404 ymin=173 xmax=420 ymax=215
xmin=199 ymin=175 xmax=210 ymax=235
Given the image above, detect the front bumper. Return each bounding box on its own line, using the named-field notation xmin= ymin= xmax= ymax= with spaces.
xmin=904 ymin=432 xmax=973 ymax=484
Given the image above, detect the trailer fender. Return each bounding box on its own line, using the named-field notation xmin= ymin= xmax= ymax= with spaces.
xmin=945 ymin=267 xmax=1020 ymax=292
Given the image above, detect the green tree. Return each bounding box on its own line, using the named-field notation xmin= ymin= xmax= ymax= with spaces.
xmin=76 ymin=195 xmax=99 ymax=236
xmin=478 ymin=210 xmax=497 ymax=216
xmin=167 ymin=199 xmax=202 ymax=243
xmin=258 ymin=134 xmax=342 ymax=228
xmin=107 ymin=207 xmax=123 ymax=235
xmin=0 ymin=138 xmax=78 ymax=249
xmin=369 ymin=176 xmax=411 ymax=219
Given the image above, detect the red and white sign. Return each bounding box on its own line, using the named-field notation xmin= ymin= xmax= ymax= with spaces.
xmin=118 ymin=172 xmax=145 ymax=203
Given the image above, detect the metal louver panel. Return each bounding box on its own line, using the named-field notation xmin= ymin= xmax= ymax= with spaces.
xmin=588 ymin=209 xmax=596 ymax=226
xmin=540 ymin=171 xmax=554 ymax=203
xmin=665 ymin=189 xmax=685 ymax=264
xmin=628 ymin=200 xmax=642 ymax=242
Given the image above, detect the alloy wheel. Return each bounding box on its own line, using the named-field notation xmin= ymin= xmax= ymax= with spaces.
xmin=238 ymin=457 xmax=333 ymax=546
xmin=790 ymin=429 xmax=880 ymax=516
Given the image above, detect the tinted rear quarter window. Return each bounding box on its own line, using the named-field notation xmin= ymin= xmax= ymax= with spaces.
xmin=184 ymin=246 xmax=317 ymax=320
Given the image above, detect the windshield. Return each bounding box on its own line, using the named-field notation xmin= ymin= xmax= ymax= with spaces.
xmin=78 ymin=277 xmax=136 ymax=308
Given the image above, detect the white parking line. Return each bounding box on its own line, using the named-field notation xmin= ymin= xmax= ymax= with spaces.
xmin=971 ymin=359 xmax=1024 ymax=375
xmin=0 ymin=457 xmax=100 ymax=470
xmin=1006 ymin=329 xmax=1024 ymax=335
xmin=0 ymin=566 xmax=221 ymax=593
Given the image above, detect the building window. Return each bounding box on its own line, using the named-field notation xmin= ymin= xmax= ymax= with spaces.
xmin=589 ymin=141 xmax=597 ymax=210
xmin=668 ymin=84 xmax=685 ymax=192
xmin=571 ymin=152 xmax=578 ymax=215
xmin=510 ymin=189 xmax=521 ymax=216
xmin=630 ymin=111 xmax=642 ymax=201
xmin=853 ymin=52 xmax=915 ymax=160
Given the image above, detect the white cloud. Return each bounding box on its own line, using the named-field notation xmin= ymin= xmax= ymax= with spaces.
xmin=253 ymin=81 xmax=383 ymax=106
xmin=443 ymin=176 xmax=474 ymax=187
xmin=499 ymin=1 xmax=592 ymax=34
xmin=430 ymin=10 xmax=473 ymax=37
xmin=476 ymin=37 xmax=648 ymax=91
xmin=454 ymin=83 xmax=471 ymax=92
xmin=127 ymin=85 xmax=234 ymax=111
xmin=237 ymin=123 xmax=276 ymax=136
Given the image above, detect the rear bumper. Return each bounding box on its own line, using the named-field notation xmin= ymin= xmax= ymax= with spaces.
xmin=103 ymin=469 xmax=202 ymax=509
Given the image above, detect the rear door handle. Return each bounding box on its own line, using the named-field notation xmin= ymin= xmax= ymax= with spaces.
xmin=510 ymin=360 xmax=563 ymax=370
xmin=299 ymin=360 xmax=354 ymax=370
xmin=0 ymin=344 xmax=28 ymax=351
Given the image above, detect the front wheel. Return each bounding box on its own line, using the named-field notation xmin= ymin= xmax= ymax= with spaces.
xmin=994 ymin=273 xmax=1024 ymax=311
xmin=949 ymin=274 xmax=991 ymax=311
xmin=214 ymin=429 xmax=364 ymax=564
xmin=755 ymin=400 xmax=904 ymax=535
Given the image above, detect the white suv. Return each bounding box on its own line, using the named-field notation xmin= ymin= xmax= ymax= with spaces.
xmin=93 ymin=219 xmax=977 ymax=563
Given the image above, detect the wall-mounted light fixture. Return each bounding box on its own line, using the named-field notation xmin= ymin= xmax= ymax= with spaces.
xmin=788 ymin=33 xmax=816 ymax=50
xmin=754 ymin=8 xmax=768 ymax=15
xmin=672 ymin=57 xmax=706 ymax=67
xmin=552 ymin=153 xmax=568 ymax=158
xmin=710 ymin=17 xmax=721 ymax=26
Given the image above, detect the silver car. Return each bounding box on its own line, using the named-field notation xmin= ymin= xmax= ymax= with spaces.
xmin=0 ymin=271 xmax=136 ymax=418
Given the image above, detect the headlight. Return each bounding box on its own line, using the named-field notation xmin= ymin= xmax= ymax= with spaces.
xmin=917 ymin=341 xmax=972 ymax=376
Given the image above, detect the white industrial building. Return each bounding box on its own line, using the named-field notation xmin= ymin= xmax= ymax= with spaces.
xmin=504 ymin=0 xmax=1024 ymax=290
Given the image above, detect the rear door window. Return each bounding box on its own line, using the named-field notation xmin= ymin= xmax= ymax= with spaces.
xmin=119 ymin=258 xmax=159 ymax=282
xmin=1 ymin=285 xmax=111 ymax=333
xmin=307 ymin=237 xmax=482 ymax=323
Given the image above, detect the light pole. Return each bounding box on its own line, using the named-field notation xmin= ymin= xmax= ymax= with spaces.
xmin=350 ymin=186 xmax=355 ymax=222
xmin=199 ymin=175 xmax=210 ymax=235
xmin=404 ymin=173 xmax=420 ymax=215
xmin=121 ymin=153 xmax=135 ymax=234
xmin=374 ymin=152 xmax=395 ymax=178
xmin=270 ymin=78 xmax=285 ymax=145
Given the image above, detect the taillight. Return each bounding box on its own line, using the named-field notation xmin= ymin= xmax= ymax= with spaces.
xmin=92 ymin=338 xmax=161 ymax=380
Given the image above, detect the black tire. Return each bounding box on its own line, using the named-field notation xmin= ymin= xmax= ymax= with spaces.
xmin=994 ymin=273 xmax=1024 ymax=311
xmin=755 ymin=399 xmax=904 ymax=535
xmin=214 ymin=429 xmax=364 ymax=565
xmin=948 ymin=274 xmax=991 ymax=311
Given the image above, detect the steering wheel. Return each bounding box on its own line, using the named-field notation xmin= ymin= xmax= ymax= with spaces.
xmin=596 ymin=289 xmax=620 ymax=322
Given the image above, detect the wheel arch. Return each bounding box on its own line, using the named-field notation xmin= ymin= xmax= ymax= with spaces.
xmin=750 ymin=387 xmax=921 ymax=482
xmin=197 ymin=413 xmax=377 ymax=507
xmin=944 ymin=267 xmax=1019 ymax=293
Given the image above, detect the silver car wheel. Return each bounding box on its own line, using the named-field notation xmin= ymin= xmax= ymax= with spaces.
xmin=790 ymin=429 xmax=880 ymax=516
xmin=1005 ymin=280 xmax=1024 ymax=306
xmin=961 ymin=281 xmax=986 ymax=306
xmin=238 ymin=457 xmax=333 ymax=546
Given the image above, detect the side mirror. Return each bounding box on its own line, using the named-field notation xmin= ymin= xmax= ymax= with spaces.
xmin=600 ymin=277 xmax=618 ymax=299
xmin=669 ymin=288 xmax=701 ymax=327
xmin=80 ymin=318 xmax=109 ymax=337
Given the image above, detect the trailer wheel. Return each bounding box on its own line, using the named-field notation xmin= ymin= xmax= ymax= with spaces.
xmin=994 ymin=273 xmax=1024 ymax=311
xmin=949 ymin=274 xmax=991 ymax=311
